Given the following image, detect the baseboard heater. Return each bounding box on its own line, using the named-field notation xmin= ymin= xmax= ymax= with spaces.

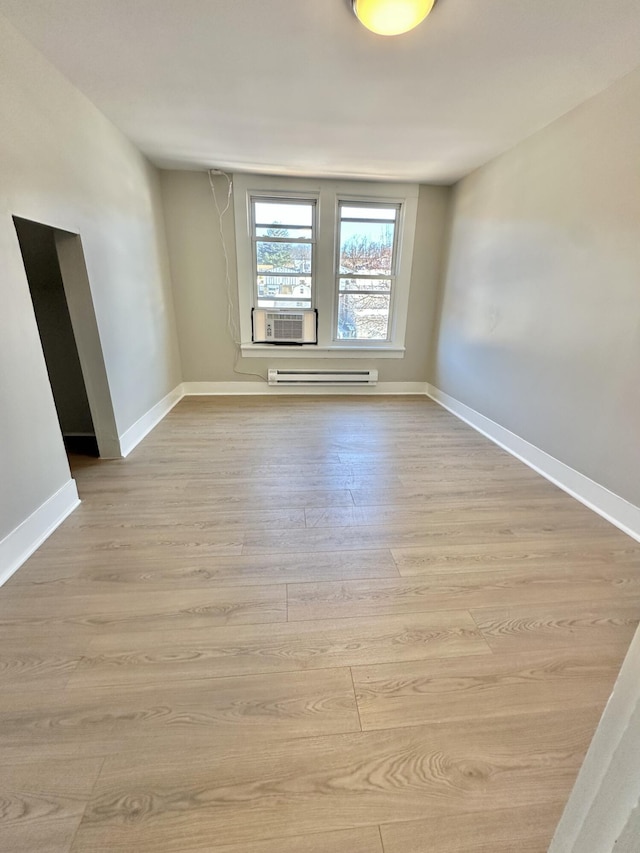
xmin=268 ymin=368 xmax=378 ymax=386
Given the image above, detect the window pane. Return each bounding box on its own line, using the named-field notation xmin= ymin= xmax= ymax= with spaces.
xmin=339 ymin=220 xmax=395 ymax=275
xmin=254 ymin=201 xmax=313 ymax=227
xmin=257 ymin=275 xmax=312 ymax=301
xmin=256 ymin=226 xmax=312 ymax=240
xmin=339 ymin=277 xmax=391 ymax=292
xmin=337 ymin=294 xmax=390 ymax=340
xmin=256 ymin=241 xmax=311 ymax=273
xmin=341 ymin=205 xmax=397 ymax=221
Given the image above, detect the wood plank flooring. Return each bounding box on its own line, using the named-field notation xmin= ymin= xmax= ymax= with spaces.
xmin=1 ymin=395 xmax=639 ymax=853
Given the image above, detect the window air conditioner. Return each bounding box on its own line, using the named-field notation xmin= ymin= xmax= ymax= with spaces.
xmin=252 ymin=308 xmax=317 ymax=344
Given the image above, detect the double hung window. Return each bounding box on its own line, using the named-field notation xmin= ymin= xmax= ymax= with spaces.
xmin=252 ymin=198 xmax=316 ymax=311
xmin=336 ymin=202 xmax=399 ymax=342
xmin=234 ymin=175 xmax=419 ymax=357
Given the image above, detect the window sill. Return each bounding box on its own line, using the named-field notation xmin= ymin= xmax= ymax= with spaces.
xmin=240 ymin=344 xmax=405 ymax=359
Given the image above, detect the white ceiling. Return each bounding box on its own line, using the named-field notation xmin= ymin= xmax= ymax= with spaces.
xmin=2 ymin=0 xmax=640 ymax=183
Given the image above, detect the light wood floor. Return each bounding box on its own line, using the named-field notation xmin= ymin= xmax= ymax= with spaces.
xmin=2 ymin=396 xmax=640 ymax=853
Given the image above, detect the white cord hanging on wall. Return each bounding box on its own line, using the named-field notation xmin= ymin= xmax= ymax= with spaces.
xmin=207 ymin=170 xmax=267 ymax=382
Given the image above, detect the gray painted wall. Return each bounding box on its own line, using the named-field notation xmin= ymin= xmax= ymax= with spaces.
xmin=433 ymin=65 xmax=640 ymax=507
xmin=160 ymin=171 xmax=451 ymax=383
xmin=0 ymin=15 xmax=181 ymax=542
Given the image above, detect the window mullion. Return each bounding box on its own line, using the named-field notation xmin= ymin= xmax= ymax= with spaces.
xmin=338 ymin=273 xmax=393 ymax=280
xmin=253 ymin=237 xmax=315 ymax=244
xmin=339 ymin=291 xmax=391 ymax=296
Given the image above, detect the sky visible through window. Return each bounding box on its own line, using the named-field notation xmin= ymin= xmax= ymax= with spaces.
xmin=254 ymin=201 xmax=312 ymax=227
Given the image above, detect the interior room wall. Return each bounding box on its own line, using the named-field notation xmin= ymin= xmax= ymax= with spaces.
xmin=160 ymin=170 xmax=451 ymax=383
xmin=433 ymin=65 xmax=640 ymax=507
xmin=0 ymin=14 xmax=181 ymax=543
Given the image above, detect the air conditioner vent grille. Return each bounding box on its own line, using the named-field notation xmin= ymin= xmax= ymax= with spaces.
xmin=271 ymin=315 xmax=303 ymax=340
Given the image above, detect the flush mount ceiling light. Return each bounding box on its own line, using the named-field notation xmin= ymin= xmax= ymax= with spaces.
xmin=352 ymin=0 xmax=436 ymax=36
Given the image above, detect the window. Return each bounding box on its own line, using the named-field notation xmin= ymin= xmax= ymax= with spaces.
xmin=234 ymin=175 xmax=419 ymax=358
xmin=252 ymin=198 xmax=316 ymax=311
xmin=336 ymin=202 xmax=399 ymax=342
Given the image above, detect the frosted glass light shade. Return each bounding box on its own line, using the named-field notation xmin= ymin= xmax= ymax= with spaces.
xmin=352 ymin=0 xmax=436 ymax=36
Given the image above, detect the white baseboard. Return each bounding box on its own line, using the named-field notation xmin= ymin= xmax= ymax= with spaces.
xmin=426 ymin=384 xmax=640 ymax=544
xmin=0 ymin=479 xmax=80 ymax=586
xmin=119 ymin=385 xmax=184 ymax=457
xmin=182 ymin=381 xmax=428 ymax=396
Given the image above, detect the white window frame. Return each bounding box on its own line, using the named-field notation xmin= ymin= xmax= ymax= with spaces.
xmin=233 ymin=174 xmax=419 ymax=358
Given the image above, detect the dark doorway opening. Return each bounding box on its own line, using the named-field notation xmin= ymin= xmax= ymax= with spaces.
xmin=14 ymin=217 xmax=99 ymax=457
